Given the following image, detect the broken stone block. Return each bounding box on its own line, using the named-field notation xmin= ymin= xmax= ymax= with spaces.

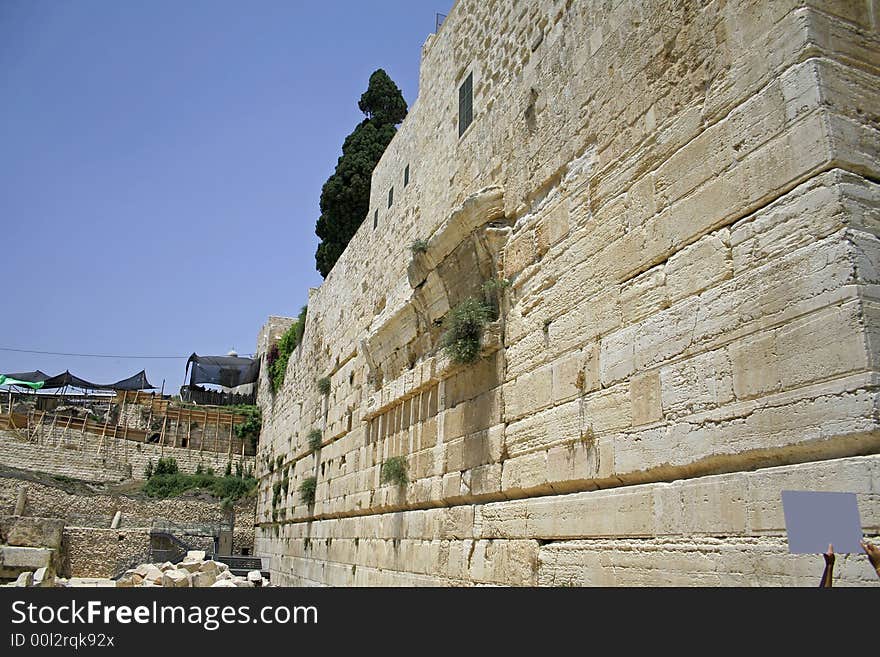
xmin=191 ymin=571 xmax=216 ymax=588
xmin=247 ymin=570 xmax=263 ymax=587
xmin=2 ymin=517 xmax=65 ymax=549
xmin=199 ymin=560 xmax=220 ymax=576
xmin=143 ymin=565 xmax=164 ymax=585
xmin=161 ymin=569 xmax=190 ymax=587
xmin=232 ymin=577 xmax=253 ymax=587
xmin=184 ymin=550 xmax=206 ymax=562
xmin=210 ymin=579 xmax=237 ymax=587
xmin=177 ymin=560 xmax=202 ymax=573
xmin=33 ymin=566 xmax=55 ymax=587
xmin=14 ymin=571 xmax=33 ymax=587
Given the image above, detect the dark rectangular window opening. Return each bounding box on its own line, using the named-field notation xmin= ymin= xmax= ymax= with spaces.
xmin=404 ymin=164 xmax=410 ymax=187
xmin=373 ymin=209 xmax=378 ymax=229
xmin=458 ymin=72 xmax=473 ymax=137
xmin=388 ymin=186 xmax=394 ymax=208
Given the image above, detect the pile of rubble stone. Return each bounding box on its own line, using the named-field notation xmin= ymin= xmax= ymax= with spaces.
xmin=9 ymin=551 xmax=269 ymax=588
xmin=115 ymin=550 xmax=269 ymax=587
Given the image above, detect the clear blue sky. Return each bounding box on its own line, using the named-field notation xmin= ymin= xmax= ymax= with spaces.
xmin=0 ymin=0 xmax=452 ymax=393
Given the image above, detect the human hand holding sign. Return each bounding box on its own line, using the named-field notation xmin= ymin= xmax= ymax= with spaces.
xmin=861 ymin=540 xmax=880 ymax=579
xmin=820 ymin=544 xmax=835 ymax=588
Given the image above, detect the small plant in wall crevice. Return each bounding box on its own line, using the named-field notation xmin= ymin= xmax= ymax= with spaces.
xmin=308 ymin=429 xmax=323 ymax=453
xmin=410 ymin=238 xmax=429 ymax=255
xmin=317 ymin=376 xmax=331 ymax=395
xmin=299 ymin=476 xmax=318 ymax=506
xmin=441 ymin=297 xmax=494 ymax=365
xmin=380 ymin=456 xmax=408 ymax=487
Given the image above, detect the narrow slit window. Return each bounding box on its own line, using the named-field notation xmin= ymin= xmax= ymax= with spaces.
xmin=388 ymin=186 xmax=394 ymax=208
xmin=373 ymin=209 xmax=378 ymax=229
xmin=404 ymin=164 xmax=410 ymax=187
xmin=458 ymin=72 xmax=473 ymax=137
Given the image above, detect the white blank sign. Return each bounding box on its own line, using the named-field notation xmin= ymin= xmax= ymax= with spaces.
xmin=781 ymin=490 xmax=863 ymax=554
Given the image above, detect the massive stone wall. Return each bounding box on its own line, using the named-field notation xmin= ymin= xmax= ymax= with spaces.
xmin=255 ymin=0 xmax=880 ymax=586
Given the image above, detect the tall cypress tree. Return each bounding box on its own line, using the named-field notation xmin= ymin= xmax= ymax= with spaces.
xmin=315 ymin=69 xmax=408 ymax=277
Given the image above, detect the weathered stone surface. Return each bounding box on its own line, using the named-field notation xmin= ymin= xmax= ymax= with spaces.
xmin=247 ymin=570 xmax=263 ymax=586
xmin=191 ymin=571 xmax=216 ymax=588
xmin=161 ymin=569 xmax=190 ymax=588
xmin=1 ymin=516 xmax=64 ymax=549
xmin=33 ymin=566 xmax=55 ymax=588
xmin=14 ymin=571 xmax=33 ymax=587
xmin=0 ymin=546 xmax=54 ymax=575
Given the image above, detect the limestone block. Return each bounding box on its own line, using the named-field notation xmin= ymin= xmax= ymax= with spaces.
xmin=247 ymin=570 xmax=263 ymax=586
xmin=0 ymin=546 xmax=53 ymax=572
xmin=161 ymin=570 xmax=190 ymax=588
xmin=551 ymin=350 xmax=585 ymax=405
xmin=233 ymin=577 xmax=253 ymax=588
xmin=199 ymin=560 xmax=220 ymax=576
xmin=191 ymin=571 xmax=216 ymax=588
xmin=620 ymin=267 xmax=667 ymax=325
xmin=177 ymin=560 xmax=202 ymax=573
xmin=184 ymin=549 xmax=206 ymax=562
xmin=660 ymin=348 xmax=734 ymax=419
xmin=1 ymin=516 xmax=65 ymax=549
xmin=142 ymin=565 xmax=164 ymax=585
xmin=630 ymin=371 xmax=662 ymax=427
xmin=115 ymin=572 xmax=142 ymax=588
xmin=730 ymin=331 xmax=779 ymax=400
xmin=14 ymin=571 xmax=33 ymax=587
xmin=665 ymin=231 xmax=731 ymax=302
xmin=536 ymin=202 xmax=570 ymax=257
xmin=211 ymin=579 xmax=237 ymax=587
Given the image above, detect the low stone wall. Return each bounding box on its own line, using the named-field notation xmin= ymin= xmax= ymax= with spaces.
xmin=0 ymin=476 xmax=256 ymax=530
xmin=63 ymin=528 xmax=151 ymax=578
xmin=0 ymin=428 xmax=254 ymax=483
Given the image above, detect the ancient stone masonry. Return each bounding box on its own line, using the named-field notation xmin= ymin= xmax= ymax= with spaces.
xmin=255 ymin=0 xmax=880 ymax=586
xmin=0 ymin=428 xmax=254 ymax=483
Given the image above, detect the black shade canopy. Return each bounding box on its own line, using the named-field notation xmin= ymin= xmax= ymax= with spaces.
xmin=186 ymin=353 xmax=259 ymax=388
xmin=3 ymin=371 xmax=50 ymax=383
xmin=4 ymin=369 xmax=155 ymax=391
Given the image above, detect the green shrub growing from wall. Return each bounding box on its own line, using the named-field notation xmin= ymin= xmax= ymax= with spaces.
xmin=269 ymin=305 xmax=308 ymax=393
xmin=317 ymin=377 xmax=331 ymax=395
xmin=299 ymin=477 xmax=318 ymax=506
xmin=308 ymin=429 xmax=323 ymax=453
xmin=380 ymin=456 xmax=408 ymax=486
xmin=441 ymin=297 xmax=494 ymax=364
